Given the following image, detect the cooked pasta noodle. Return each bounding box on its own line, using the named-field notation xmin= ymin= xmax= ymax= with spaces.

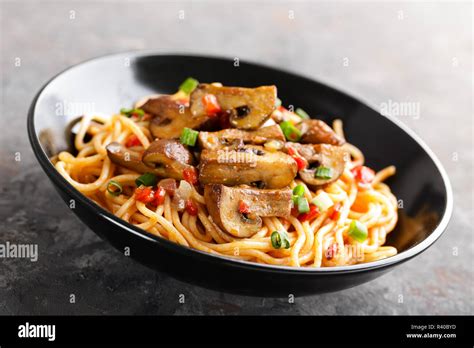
xmin=55 ymin=110 xmax=398 ymax=267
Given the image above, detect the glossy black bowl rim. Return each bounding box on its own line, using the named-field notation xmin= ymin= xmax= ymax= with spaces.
xmin=27 ymin=51 xmax=453 ymax=275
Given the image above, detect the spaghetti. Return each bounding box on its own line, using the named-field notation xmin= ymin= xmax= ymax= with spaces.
xmin=54 ymin=82 xmax=398 ymax=267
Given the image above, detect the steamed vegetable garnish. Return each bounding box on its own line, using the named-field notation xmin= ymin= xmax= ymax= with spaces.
xmin=292 ymin=184 xmax=305 ymax=197
xmin=57 ymin=77 xmax=400 ymax=268
xmin=271 ymin=230 xmax=290 ymax=249
xmin=348 ymin=220 xmax=368 ymax=242
xmin=296 ymin=196 xmax=310 ymax=213
xmin=314 ymin=166 xmax=333 ymax=179
xmin=280 ymin=121 xmax=302 ymax=142
xmin=179 ymin=77 xmax=199 ymax=94
xmin=180 ymin=127 xmax=199 ymax=146
xmin=107 ymin=180 xmax=123 ymax=196
xmin=120 ymin=108 xmax=145 ymax=118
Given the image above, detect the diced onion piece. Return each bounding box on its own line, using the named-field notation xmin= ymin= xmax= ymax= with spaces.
xmin=176 ymin=180 xmax=193 ymax=201
xmin=311 ymin=191 xmax=334 ymax=212
xmin=263 ymin=139 xmax=284 ymax=152
xmin=292 ymin=184 xmax=305 ymax=197
xmin=106 ymin=180 xmax=123 ymax=196
xmin=295 ymin=107 xmax=310 ymax=119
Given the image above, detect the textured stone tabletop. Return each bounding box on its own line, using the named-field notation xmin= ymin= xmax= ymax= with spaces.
xmin=0 ymin=0 xmax=472 ymax=315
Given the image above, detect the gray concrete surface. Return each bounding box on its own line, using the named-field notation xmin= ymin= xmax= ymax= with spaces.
xmin=0 ymin=0 xmax=472 ymax=315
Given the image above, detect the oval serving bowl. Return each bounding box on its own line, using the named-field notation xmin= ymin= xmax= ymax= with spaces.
xmin=28 ymin=53 xmax=453 ymax=296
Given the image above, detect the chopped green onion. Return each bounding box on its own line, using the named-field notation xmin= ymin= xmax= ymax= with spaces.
xmin=311 ymin=191 xmax=334 ymax=212
xmin=315 ymin=166 xmax=333 ymax=179
xmin=263 ymin=139 xmax=284 ymax=152
xmin=348 ymin=220 xmax=368 ymax=242
xmin=120 ymin=108 xmax=145 ymax=118
xmin=106 ymin=180 xmax=123 ymax=196
xmin=275 ymin=98 xmax=282 ymax=108
xmin=180 ymin=127 xmax=199 ymax=146
xmin=179 ymin=77 xmax=199 ymax=94
xmin=135 ymin=173 xmax=158 ymax=187
xmin=279 ymin=121 xmax=301 ymax=142
xmin=271 ymin=231 xmax=290 ymax=249
xmin=296 ymin=196 xmax=310 ymax=214
xmin=292 ymin=184 xmax=305 ymax=197
xmin=295 ymin=107 xmax=310 ymax=119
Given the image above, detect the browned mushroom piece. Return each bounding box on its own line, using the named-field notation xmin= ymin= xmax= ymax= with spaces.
xmin=142 ymin=96 xmax=208 ymax=139
xmin=141 ymin=139 xmax=195 ymax=180
xmin=190 ymin=84 xmax=277 ymax=130
xmin=286 ymin=143 xmax=347 ymax=187
xmin=199 ymin=145 xmax=297 ymax=189
xmin=198 ymin=125 xmax=285 ymax=150
xmin=297 ymin=119 xmax=345 ymax=146
xmin=204 ymin=184 xmax=292 ymax=237
xmin=106 ymin=142 xmax=154 ymax=173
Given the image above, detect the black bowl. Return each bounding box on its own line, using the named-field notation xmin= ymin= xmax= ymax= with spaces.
xmin=27 ymin=52 xmax=453 ymax=296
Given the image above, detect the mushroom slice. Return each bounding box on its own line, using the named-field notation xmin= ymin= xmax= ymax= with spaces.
xmin=198 ymin=125 xmax=285 ymax=150
xmin=142 ymin=139 xmax=195 ymax=180
xmin=199 ymin=145 xmax=297 ymax=189
xmin=142 ymin=96 xmax=208 ymax=139
xmin=190 ymin=84 xmax=277 ymax=130
xmin=106 ymin=142 xmax=154 ymax=174
xmin=287 ymin=143 xmax=347 ymax=187
xmin=297 ymin=119 xmax=345 ymax=146
xmin=204 ymin=184 xmax=292 ymax=237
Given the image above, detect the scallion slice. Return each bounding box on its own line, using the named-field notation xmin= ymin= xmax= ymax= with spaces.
xmin=120 ymin=108 xmax=144 ymax=117
xmin=292 ymin=184 xmax=305 ymax=197
xmin=179 ymin=77 xmax=199 ymax=94
xmin=135 ymin=173 xmax=158 ymax=187
xmin=106 ymin=180 xmax=123 ymax=196
xmin=271 ymin=231 xmax=290 ymax=249
xmin=295 ymin=107 xmax=310 ymax=119
xmin=296 ymin=196 xmax=310 ymax=214
xmin=311 ymin=191 xmax=334 ymax=212
xmin=348 ymin=220 xmax=368 ymax=242
xmin=180 ymin=127 xmax=199 ymax=146
xmin=314 ymin=166 xmax=333 ymax=179
xmin=279 ymin=121 xmax=301 ymax=142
